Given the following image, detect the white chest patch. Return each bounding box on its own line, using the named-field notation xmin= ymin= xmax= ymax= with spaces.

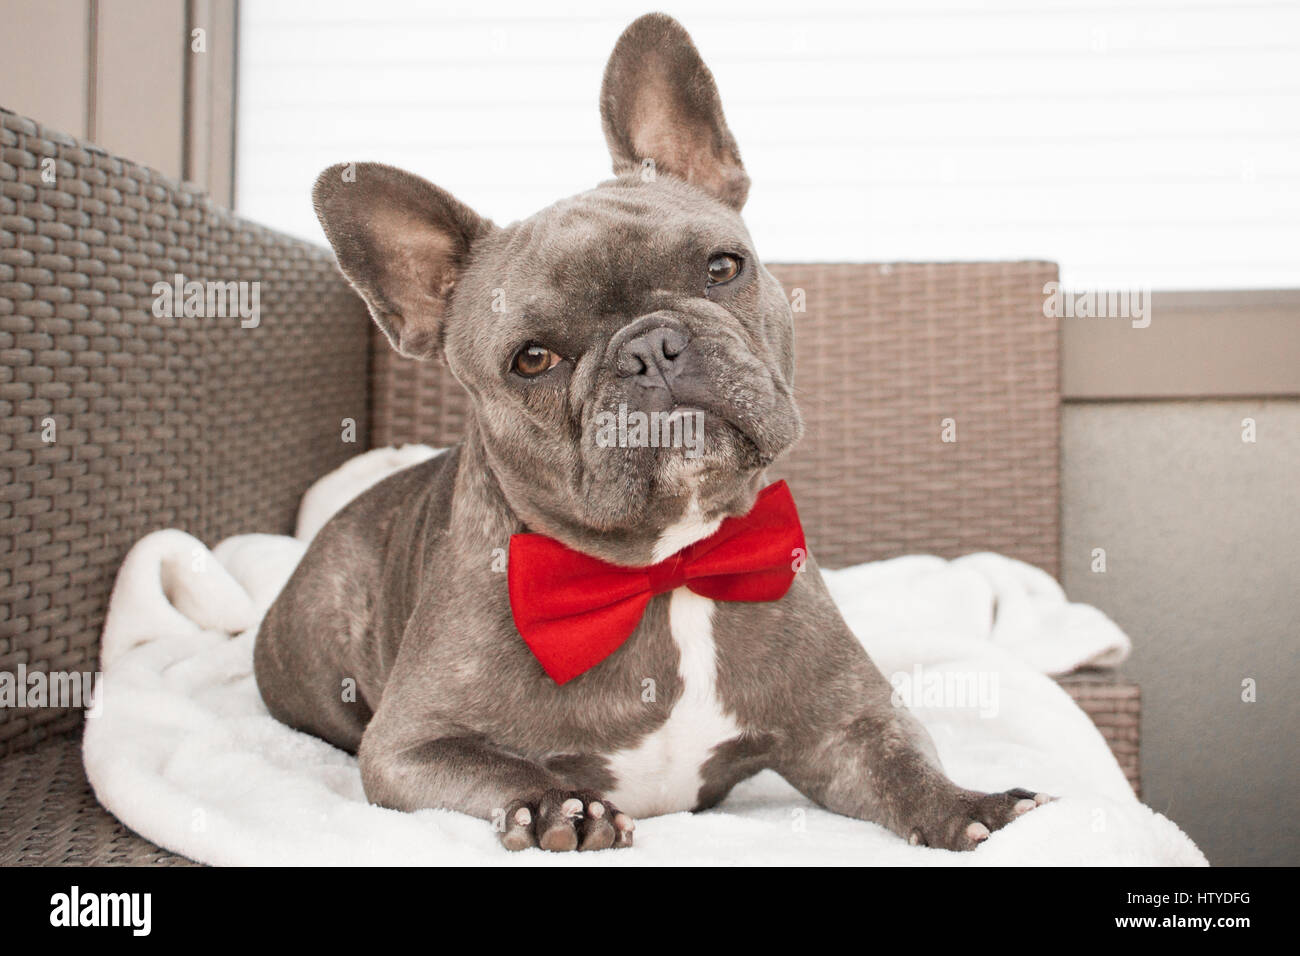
xmin=604 ymin=588 xmax=742 ymax=818
xmin=650 ymin=496 xmax=722 ymax=564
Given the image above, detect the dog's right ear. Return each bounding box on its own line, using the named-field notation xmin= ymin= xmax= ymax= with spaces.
xmin=313 ymin=163 xmax=493 ymax=360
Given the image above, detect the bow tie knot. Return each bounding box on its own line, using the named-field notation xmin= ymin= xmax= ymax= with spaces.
xmin=508 ymin=481 xmax=805 ymax=683
xmin=646 ymin=555 xmax=691 ymax=594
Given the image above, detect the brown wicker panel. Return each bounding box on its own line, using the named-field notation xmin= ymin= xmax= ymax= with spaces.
xmin=0 ymin=109 xmax=371 ymax=756
xmin=769 ymin=262 xmax=1059 ymax=574
xmin=1059 ymin=671 xmax=1142 ymax=796
xmin=370 ymin=330 xmax=472 ymax=449
xmin=198 ymin=206 xmax=371 ymax=543
xmin=1 ymin=112 xmax=203 ymax=754
xmin=368 ymin=261 xmax=1060 ymax=575
xmin=0 ymin=730 xmax=194 ymax=865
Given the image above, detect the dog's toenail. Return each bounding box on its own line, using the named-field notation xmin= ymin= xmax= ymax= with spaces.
xmin=1014 ymin=798 xmax=1036 ymax=815
xmin=1035 ymin=792 xmax=1052 ymax=805
xmin=561 ymin=797 xmax=583 ymax=818
xmin=966 ymin=821 xmax=991 ymax=843
xmin=614 ymin=813 xmax=634 ymax=830
xmin=588 ymin=801 xmax=605 ymax=818
xmin=908 ymin=830 xmax=922 ymax=846
xmin=514 ymin=807 xmax=531 ymax=826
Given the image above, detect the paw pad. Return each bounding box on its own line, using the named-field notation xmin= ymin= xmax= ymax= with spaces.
xmin=498 ymin=790 xmax=635 ymax=853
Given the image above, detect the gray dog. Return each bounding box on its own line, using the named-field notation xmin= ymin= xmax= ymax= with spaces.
xmin=255 ymin=13 xmax=1048 ymax=853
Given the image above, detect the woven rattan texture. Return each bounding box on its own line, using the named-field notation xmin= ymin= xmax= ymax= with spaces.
xmin=199 ymin=206 xmax=371 ymax=543
xmin=0 ymin=731 xmax=194 ymax=865
xmin=1059 ymin=672 xmax=1142 ymax=797
xmin=0 ymin=110 xmax=371 ymax=756
xmin=370 ymin=261 xmax=1061 ymax=574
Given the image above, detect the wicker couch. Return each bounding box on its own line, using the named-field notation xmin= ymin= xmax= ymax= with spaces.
xmin=0 ymin=109 xmax=1139 ymax=865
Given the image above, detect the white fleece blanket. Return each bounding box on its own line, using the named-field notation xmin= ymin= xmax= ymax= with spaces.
xmin=82 ymin=447 xmax=1206 ymax=866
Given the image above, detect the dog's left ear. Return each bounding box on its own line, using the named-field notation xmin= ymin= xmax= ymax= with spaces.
xmin=600 ymin=14 xmax=750 ymax=210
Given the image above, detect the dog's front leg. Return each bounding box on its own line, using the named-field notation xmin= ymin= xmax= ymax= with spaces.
xmin=776 ymin=657 xmax=1049 ymax=851
xmin=358 ymin=724 xmax=635 ymax=852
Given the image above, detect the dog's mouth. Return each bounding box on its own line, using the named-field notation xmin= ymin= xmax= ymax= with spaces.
xmin=572 ymin=367 xmax=800 ymax=537
xmin=588 ymin=390 xmax=786 ymax=458
xmin=544 ymin=395 xmax=795 ymax=552
xmin=649 ymin=407 xmax=777 ymax=497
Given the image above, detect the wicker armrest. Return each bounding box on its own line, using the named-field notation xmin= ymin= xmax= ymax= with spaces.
xmin=1057 ymin=669 xmax=1142 ymax=796
xmin=0 ymin=109 xmax=371 ymax=757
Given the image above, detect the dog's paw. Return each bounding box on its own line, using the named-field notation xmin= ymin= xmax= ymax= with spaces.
xmin=499 ymin=789 xmax=635 ymax=852
xmin=908 ymin=787 xmax=1052 ymax=851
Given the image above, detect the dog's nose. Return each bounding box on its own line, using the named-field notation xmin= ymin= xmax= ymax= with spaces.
xmin=615 ymin=322 xmax=690 ymax=386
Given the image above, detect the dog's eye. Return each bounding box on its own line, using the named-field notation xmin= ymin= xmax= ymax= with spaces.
xmin=707 ymin=254 xmax=742 ymax=285
xmin=511 ymin=344 xmax=562 ymax=377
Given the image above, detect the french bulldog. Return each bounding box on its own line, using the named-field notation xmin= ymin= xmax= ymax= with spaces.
xmin=254 ymin=12 xmax=1049 ymax=853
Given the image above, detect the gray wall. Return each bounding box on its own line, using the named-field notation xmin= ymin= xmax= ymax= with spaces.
xmin=1063 ymin=400 xmax=1300 ymax=866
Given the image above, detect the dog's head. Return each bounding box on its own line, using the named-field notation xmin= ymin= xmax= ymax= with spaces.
xmin=314 ymin=14 xmax=802 ymax=564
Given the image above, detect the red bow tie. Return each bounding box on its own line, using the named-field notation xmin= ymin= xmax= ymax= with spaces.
xmin=508 ymin=481 xmax=805 ymax=684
